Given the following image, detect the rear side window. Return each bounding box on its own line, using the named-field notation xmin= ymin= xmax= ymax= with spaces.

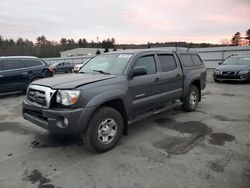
xmin=134 ymin=55 xmax=156 ymax=75
xmin=22 ymin=59 xmax=43 ymax=67
xmin=158 ymin=54 xmax=177 ymax=72
xmin=181 ymin=54 xmax=194 ymax=66
xmin=191 ymin=55 xmax=203 ymax=65
xmin=1 ymin=60 xmax=24 ymax=70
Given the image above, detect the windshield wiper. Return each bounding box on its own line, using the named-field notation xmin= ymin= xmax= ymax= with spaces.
xmin=92 ymin=70 xmax=110 ymax=75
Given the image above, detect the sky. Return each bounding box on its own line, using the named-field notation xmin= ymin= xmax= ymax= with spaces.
xmin=0 ymin=0 xmax=249 ymax=44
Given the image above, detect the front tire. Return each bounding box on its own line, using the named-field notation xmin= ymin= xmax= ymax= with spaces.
xmin=83 ymin=107 xmax=124 ymax=153
xmin=182 ymin=85 xmax=199 ymax=112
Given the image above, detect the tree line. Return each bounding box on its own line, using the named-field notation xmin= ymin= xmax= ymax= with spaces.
xmin=0 ymin=29 xmax=249 ymax=58
xmin=0 ymin=35 xmax=116 ymax=58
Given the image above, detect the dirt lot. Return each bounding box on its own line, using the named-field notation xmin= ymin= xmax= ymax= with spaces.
xmin=0 ymin=70 xmax=250 ymax=188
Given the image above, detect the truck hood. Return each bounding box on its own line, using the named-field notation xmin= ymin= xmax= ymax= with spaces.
xmin=216 ymin=64 xmax=250 ymax=71
xmin=32 ymin=73 xmax=117 ymax=89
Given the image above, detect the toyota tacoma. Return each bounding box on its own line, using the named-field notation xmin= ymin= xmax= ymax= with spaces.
xmin=23 ymin=48 xmax=207 ymax=152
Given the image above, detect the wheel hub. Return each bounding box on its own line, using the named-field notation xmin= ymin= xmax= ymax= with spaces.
xmin=190 ymin=91 xmax=197 ymax=106
xmin=98 ymin=118 xmax=117 ymax=144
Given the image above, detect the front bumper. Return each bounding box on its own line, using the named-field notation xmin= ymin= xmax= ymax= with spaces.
xmin=23 ymin=99 xmax=95 ymax=134
xmin=213 ymin=73 xmax=249 ymax=81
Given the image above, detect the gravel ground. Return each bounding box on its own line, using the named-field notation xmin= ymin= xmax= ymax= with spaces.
xmin=0 ymin=70 xmax=250 ymax=188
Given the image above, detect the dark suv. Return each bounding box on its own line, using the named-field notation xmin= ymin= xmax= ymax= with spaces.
xmin=0 ymin=56 xmax=53 ymax=93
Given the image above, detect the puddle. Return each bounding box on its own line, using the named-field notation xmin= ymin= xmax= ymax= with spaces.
xmin=153 ymin=118 xmax=212 ymax=154
xmin=31 ymin=134 xmax=82 ymax=148
xmin=0 ymin=122 xmax=35 ymax=135
xmin=209 ymin=133 xmax=235 ymax=146
xmin=209 ymin=161 xmax=224 ymax=172
xmin=154 ymin=118 xmax=211 ymax=135
xmin=23 ymin=169 xmax=55 ymax=188
xmin=221 ymin=93 xmax=236 ymax=97
xmin=38 ymin=184 xmax=55 ymax=188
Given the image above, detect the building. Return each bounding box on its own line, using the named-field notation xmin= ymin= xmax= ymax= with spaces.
xmin=60 ymin=48 xmax=110 ymax=57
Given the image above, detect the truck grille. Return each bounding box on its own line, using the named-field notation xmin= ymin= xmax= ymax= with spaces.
xmin=28 ymin=89 xmax=46 ymax=106
xmin=26 ymin=85 xmax=56 ymax=108
xmin=221 ymin=71 xmax=236 ymax=75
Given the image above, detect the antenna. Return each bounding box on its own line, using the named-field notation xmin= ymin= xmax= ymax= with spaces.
xmin=175 ymin=42 xmax=178 ymax=52
xmin=187 ymin=42 xmax=192 ymax=52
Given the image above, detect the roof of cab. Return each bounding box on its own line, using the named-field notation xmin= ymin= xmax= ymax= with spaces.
xmin=105 ymin=47 xmax=198 ymax=55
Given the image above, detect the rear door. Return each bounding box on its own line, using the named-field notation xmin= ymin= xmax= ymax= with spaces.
xmin=0 ymin=59 xmax=26 ymax=92
xmin=128 ymin=53 xmax=162 ymax=113
xmin=156 ymin=53 xmax=183 ymax=103
xmin=21 ymin=59 xmax=45 ymax=81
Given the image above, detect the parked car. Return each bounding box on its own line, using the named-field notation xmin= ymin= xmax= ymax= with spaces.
xmin=73 ymin=58 xmax=91 ymax=73
xmin=213 ymin=56 xmax=250 ymax=82
xmin=51 ymin=62 xmax=74 ymax=73
xmin=23 ymin=49 xmax=207 ymax=153
xmin=0 ymin=56 xmax=53 ymax=93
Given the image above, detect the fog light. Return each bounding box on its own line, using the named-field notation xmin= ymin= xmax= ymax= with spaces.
xmin=64 ymin=117 xmax=69 ymax=126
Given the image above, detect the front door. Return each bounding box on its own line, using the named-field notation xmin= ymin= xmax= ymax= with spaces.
xmin=128 ymin=53 xmax=162 ymax=114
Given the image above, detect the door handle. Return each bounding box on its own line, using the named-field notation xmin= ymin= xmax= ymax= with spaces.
xmin=155 ymin=77 xmax=161 ymax=82
xmin=22 ymin=72 xmax=28 ymax=75
xmin=0 ymin=75 xmax=3 ymax=78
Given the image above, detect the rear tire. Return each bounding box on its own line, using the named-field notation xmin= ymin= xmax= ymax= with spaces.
xmin=83 ymin=107 xmax=124 ymax=153
xmin=182 ymin=85 xmax=199 ymax=112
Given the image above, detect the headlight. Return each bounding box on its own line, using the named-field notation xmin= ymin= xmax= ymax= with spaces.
xmin=214 ymin=69 xmax=220 ymax=75
xmin=238 ymin=70 xmax=249 ymax=75
xmin=56 ymin=90 xmax=81 ymax=106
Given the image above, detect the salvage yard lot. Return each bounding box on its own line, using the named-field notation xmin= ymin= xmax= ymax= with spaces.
xmin=0 ymin=71 xmax=250 ymax=188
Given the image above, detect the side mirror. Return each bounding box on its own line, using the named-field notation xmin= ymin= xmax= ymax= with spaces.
xmin=218 ymin=62 xmax=222 ymax=65
xmin=131 ymin=66 xmax=147 ymax=78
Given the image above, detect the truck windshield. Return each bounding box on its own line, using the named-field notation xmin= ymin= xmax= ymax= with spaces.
xmin=79 ymin=54 xmax=132 ymax=75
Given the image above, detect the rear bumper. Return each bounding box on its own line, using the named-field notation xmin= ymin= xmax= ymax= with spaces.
xmin=23 ymin=99 xmax=95 ymax=134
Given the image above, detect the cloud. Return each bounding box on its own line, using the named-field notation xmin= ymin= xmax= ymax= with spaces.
xmin=0 ymin=0 xmax=249 ymax=44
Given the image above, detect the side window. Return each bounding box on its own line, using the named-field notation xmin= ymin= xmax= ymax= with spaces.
xmin=134 ymin=55 xmax=156 ymax=75
xmin=1 ymin=60 xmax=24 ymax=70
xmin=191 ymin=55 xmax=203 ymax=65
xmin=158 ymin=54 xmax=177 ymax=72
xmin=181 ymin=54 xmax=194 ymax=67
xmin=22 ymin=60 xmax=43 ymax=67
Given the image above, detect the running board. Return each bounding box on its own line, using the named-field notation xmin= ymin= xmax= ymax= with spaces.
xmin=128 ymin=102 xmax=182 ymax=125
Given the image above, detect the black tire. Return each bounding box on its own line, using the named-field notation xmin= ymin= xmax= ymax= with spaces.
xmin=83 ymin=107 xmax=124 ymax=153
xmin=182 ymin=85 xmax=199 ymax=112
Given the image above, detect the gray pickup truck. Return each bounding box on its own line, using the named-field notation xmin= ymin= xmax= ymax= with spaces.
xmin=23 ymin=48 xmax=207 ymax=152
